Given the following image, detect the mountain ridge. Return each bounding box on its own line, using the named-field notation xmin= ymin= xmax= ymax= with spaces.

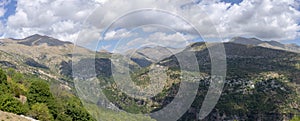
xmin=230 ymin=36 xmax=300 ymax=53
xmin=0 ymin=34 xmax=300 ymax=121
xmin=10 ymin=34 xmax=72 ymax=46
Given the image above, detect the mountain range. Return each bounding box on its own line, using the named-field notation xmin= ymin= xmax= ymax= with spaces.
xmin=230 ymin=36 xmax=300 ymax=53
xmin=0 ymin=34 xmax=300 ymax=121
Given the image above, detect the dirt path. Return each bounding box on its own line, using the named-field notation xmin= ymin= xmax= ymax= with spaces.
xmin=0 ymin=111 xmax=31 ymax=121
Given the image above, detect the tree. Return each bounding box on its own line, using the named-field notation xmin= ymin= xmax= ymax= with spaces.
xmin=0 ymin=68 xmax=7 ymax=84
xmin=27 ymin=80 xmax=53 ymax=104
xmin=28 ymin=103 xmax=54 ymax=121
xmin=65 ymin=98 xmax=96 ymax=121
xmin=11 ymin=70 xmax=24 ymax=83
xmin=0 ymin=84 xmax=10 ymax=95
xmin=55 ymin=113 xmax=72 ymax=121
xmin=27 ymin=80 xmax=59 ymax=118
xmin=291 ymin=116 xmax=300 ymax=121
xmin=0 ymin=94 xmax=28 ymax=115
xmin=0 ymin=68 xmax=11 ymax=95
xmin=6 ymin=68 xmax=15 ymax=77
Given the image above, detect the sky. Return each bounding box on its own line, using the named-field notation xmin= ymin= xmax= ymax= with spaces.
xmin=0 ymin=0 xmax=299 ymax=51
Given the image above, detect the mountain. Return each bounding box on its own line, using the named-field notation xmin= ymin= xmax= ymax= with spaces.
xmin=0 ymin=34 xmax=93 ymax=84
xmin=0 ymin=35 xmax=154 ymax=121
xmin=230 ymin=37 xmax=264 ymax=45
xmin=96 ymin=41 xmax=300 ymax=120
xmin=12 ymin=34 xmax=72 ymax=46
xmin=125 ymin=46 xmax=183 ymax=67
xmin=0 ymin=34 xmax=300 ymax=121
xmin=230 ymin=36 xmax=300 ymax=53
xmin=156 ymin=42 xmax=300 ymax=120
xmin=0 ymin=34 xmax=145 ymax=82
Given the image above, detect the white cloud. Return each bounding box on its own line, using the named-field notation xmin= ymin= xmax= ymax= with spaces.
xmin=7 ymin=9 xmax=28 ymax=27
xmin=86 ymin=0 xmax=300 ymax=41
xmin=148 ymin=32 xmax=193 ymax=45
xmin=0 ymin=8 xmax=5 ymax=17
xmin=3 ymin=0 xmax=101 ymax=42
xmin=104 ymin=29 xmax=137 ymax=40
xmin=51 ymin=20 xmax=76 ymax=33
xmin=99 ymin=45 xmax=111 ymax=50
xmin=76 ymin=28 xmax=102 ymax=47
xmin=1 ymin=0 xmax=300 ymax=46
xmin=126 ymin=32 xmax=194 ymax=48
xmin=223 ymin=0 xmax=300 ymax=40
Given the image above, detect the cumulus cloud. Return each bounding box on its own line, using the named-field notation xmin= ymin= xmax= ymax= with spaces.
xmin=0 ymin=7 xmax=5 ymax=17
xmin=0 ymin=0 xmax=300 ymax=45
xmin=217 ymin=0 xmax=300 ymax=40
xmin=3 ymin=0 xmax=102 ymax=42
xmin=104 ymin=29 xmax=138 ymax=40
xmin=125 ymin=32 xmax=194 ymax=49
xmin=84 ymin=0 xmax=300 ymax=42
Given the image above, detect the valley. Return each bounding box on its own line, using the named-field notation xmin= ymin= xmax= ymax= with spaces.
xmin=0 ymin=35 xmax=300 ymax=121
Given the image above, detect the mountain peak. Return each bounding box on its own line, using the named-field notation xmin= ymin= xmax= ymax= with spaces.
xmin=230 ymin=37 xmax=264 ymax=45
xmin=17 ymin=34 xmax=72 ymax=46
xmin=28 ymin=34 xmax=44 ymax=37
xmin=229 ymin=37 xmax=300 ymax=53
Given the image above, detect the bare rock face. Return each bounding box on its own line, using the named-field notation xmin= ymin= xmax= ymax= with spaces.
xmin=17 ymin=95 xmax=27 ymax=105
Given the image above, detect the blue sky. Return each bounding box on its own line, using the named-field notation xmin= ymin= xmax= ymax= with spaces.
xmin=0 ymin=0 xmax=299 ymax=51
xmin=2 ymin=0 xmax=16 ymax=20
xmin=221 ymin=0 xmax=243 ymax=4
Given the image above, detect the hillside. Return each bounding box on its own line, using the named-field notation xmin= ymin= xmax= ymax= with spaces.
xmin=0 ymin=34 xmax=92 ymax=84
xmin=89 ymin=41 xmax=300 ymax=120
xmin=1 ymin=35 xmax=300 ymax=121
xmin=230 ymin=37 xmax=300 ymax=53
xmin=159 ymin=42 xmax=300 ymax=120
xmin=0 ymin=35 xmax=155 ymax=121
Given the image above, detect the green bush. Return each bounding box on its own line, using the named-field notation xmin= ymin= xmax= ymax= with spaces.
xmin=0 ymin=68 xmax=95 ymax=121
xmin=28 ymin=103 xmax=54 ymax=121
xmin=0 ymin=94 xmax=28 ymax=115
xmin=27 ymin=80 xmax=54 ymax=105
xmin=0 ymin=84 xmax=11 ymax=95
xmin=27 ymin=80 xmax=61 ymax=119
xmin=65 ymin=99 xmax=96 ymax=121
xmin=55 ymin=113 xmax=72 ymax=121
xmin=291 ymin=116 xmax=300 ymax=121
xmin=0 ymin=68 xmax=7 ymax=84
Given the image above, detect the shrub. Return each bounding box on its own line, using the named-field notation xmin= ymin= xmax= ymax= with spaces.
xmin=0 ymin=69 xmax=7 ymax=84
xmin=28 ymin=103 xmax=54 ymax=121
xmin=0 ymin=94 xmax=28 ymax=115
xmin=27 ymin=80 xmax=60 ymax=118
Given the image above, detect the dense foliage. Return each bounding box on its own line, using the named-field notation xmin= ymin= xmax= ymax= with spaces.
xmin=0 ymin=68 xmax=95 ymax=121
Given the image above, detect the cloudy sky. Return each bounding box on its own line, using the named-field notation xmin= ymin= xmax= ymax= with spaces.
xmin=0 ymin=0 xmax=299 ymax=50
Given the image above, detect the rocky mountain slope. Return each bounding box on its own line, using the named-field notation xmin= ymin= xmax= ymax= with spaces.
xmin=0 ymin=35 xmax=299 ymax=120
xmin=91 ymin=41 xmax=300 ymax=120
xmin=125 ymin=46 xmax=182 ymax=67
xmin=230 ymin=37 xmax=300 ymax=53
xmin=0 ymin=34 xmax=154 ymax=121
xmin=0 ymin=34 xmax=93 ymax=83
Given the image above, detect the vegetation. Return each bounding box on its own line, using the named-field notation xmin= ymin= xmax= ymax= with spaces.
xmin=1 ymin=40 xmax=300 ymax=121
xmin=0 ymin=94 xmax=28 ymax=115
xmin=0 ymin=68 xmax=95 ymax=121
xmin=28 ymin=103 xmax=54 ymax=121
